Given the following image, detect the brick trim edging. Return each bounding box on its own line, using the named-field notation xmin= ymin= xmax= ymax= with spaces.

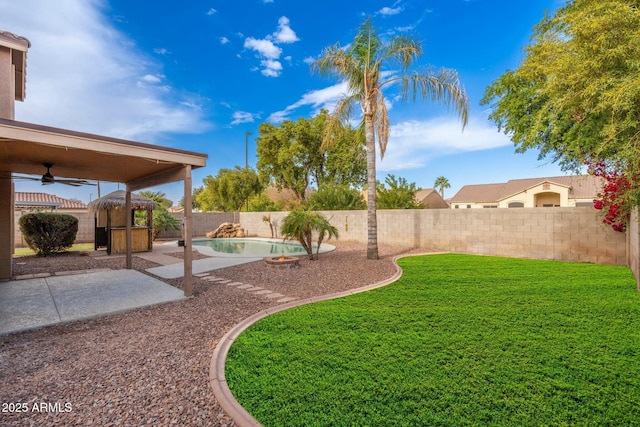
xmin=208 ymin=252 xmax=443 ymax=426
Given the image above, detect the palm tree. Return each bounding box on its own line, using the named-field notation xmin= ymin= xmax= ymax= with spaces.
xmin=434 ymin=176 xmax=451 ymax=198
xmin=312 ymin=18 xmax=468 ymax=259
xmin=280 ymin=209 xmax=339 ymax=260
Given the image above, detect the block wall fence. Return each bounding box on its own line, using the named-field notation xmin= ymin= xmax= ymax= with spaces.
xmin=13 ymin=207 xmax=638 ymax=288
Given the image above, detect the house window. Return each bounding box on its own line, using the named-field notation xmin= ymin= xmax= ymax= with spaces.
xmin=467 ymin=205 xmax=471 ymax=209
xmin=483 ymin=205 xmax=497 ymax=208
xmin=454 ymin=205 xmax=459 ymax=209
xmin=508 ymin=202 xmax=524 ymax=208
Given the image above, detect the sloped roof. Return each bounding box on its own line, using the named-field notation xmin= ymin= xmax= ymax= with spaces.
xmin=415 ymin=188 xmax=449 ymax=208
xmin=15 ymin=191 xmax=87 ymax=209
xmin=450 ymin=175 xmax=602 ymax=203
xmin=450 ymin=182 xmax=506 ymax=203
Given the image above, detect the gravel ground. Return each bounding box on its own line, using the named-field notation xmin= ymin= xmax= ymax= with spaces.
xmin=1 ymin=241 xmax=428 ymax=426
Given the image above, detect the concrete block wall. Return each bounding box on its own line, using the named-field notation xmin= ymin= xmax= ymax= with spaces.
xmin=14 ymin=211 xmax=95 ymax=247
xmin=158 ymin=212 xmax=235 ymax=239
xmin=240 ymin=207 xmax=627 ymax=266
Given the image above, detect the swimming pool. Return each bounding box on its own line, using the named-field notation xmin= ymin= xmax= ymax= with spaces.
xmin=192 ymin=238 xmax=335 ymax=258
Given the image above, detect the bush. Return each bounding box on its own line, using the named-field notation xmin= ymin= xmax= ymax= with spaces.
xmin=19 ymin=213 xmax=79 ymax=257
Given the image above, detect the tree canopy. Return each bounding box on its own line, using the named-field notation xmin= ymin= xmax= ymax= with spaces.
xmin=196 ymin=166 xmax=262 ymax=212
xmin=256 ymin=110 xmax=366 ymax=202
xmin=481 ymin=0 xmax=640 ymax=223
xmin=434 ymin=176 xmax=451 ymax=198
xmin=376 ymin=174 xmax=424 ymax=209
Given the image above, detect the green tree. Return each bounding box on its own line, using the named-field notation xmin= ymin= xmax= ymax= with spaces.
xmin=197 ymin=166 xmax=262 ymax=212
xmin=307 ymin=183 xmax=367 ymax=211
xmin=313 ymin=18 xmax=468 ymax=259
xmin=248 ymin=192 xmax=284 ymax=212
xmin=280 ymin=209 xmax=339 ymax=260
xmin=179 ymin=186 xmax=204 ymax=211
xmin=138 ymin=191 xmax=172 ymax=209
xmin=136 ymin=190 xmax=179 ymax=239
xmin=256 ymin=110 xmax=366 ymax=202
xmin=434 ymin=176 xmax=451 ymax=198
xmin=481 ymin=0 xmax=640 ymax=224
xmin=377 ymin=174 xmax=424 ymax=209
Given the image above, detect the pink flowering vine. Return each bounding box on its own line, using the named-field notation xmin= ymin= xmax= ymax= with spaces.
xmin=587 ymin=160 xmax=632 ymax=233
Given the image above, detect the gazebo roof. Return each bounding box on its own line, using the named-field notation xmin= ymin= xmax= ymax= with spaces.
xmin=87 ymin=190 xmax=157 ymax=213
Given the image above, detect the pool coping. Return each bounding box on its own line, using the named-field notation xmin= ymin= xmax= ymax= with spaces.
xmin=193 ymin=237 xmax=336 ymax=259
xmin=208 ymin=251 xmax=443 ymax=426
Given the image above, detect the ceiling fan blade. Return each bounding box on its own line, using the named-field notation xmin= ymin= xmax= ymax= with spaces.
xmin=55 ymin=178 xmax=96 ymax=186
xmin=8 ymin=175 xmax=40 ymax=181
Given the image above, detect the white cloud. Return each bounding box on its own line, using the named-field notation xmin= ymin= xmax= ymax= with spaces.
xmin=378 ymin=6 xmax=402 ymax=15
xmin=140 ymin=74 xmax=163 ymax=84
xmin=243 ymin=37 xmax=282 ymax=59
xmin=2 ymin=0 xmax=210 ymax=142
xmin=273 ymin=16 xmax=299 ymax=43
xmin=231 ymin=111 xmax=258 ymax=125
xmin=207 ymin=8 xmax=217 ymax=15
xmin=220 ymin=36 xmax=230 ymax=45
xmin=260 ymin=59 xmax=283 ymax=77
xmin=268 ymin=82 xmax=349 ymax=122
xmin=377 ymin=116 xmax=512 ymax=171
xmin=153 ymin=47 xmax=170 ymax=55
xmin=242 ymin=16 xmax=298 ymax=77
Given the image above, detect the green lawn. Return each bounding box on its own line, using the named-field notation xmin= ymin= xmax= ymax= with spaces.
xmin=225 ymin=254 xmax=640 ymax=426
xmin=13 ymin=243 xmax=95 ymax=257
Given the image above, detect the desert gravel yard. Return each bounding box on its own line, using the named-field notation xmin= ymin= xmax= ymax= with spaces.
xmin=0 ymin=242 xmax=417 ymax=426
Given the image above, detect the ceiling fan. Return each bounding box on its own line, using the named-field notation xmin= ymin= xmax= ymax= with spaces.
xmin=11 ymin=163 xmax=96 ymax=187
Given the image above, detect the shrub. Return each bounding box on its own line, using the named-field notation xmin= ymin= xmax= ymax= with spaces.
xmin=19 ymin=212 xmax=79 ymax=257
xmin=280 ymin=210 xmax=338 ymax=260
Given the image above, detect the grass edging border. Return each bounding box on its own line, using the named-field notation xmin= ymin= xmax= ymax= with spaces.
xmin=208 ymin=252 xmax=439 ymax=426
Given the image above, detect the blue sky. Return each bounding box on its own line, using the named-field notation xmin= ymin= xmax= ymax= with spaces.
xmin=3 ymin=0 xmax=564 ymax=205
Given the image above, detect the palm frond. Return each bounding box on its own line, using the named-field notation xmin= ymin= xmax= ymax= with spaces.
xmin=397 ymin=67 xmax=469 ymax=128
xmin=376 ymin=94 xmax=390 ymax=158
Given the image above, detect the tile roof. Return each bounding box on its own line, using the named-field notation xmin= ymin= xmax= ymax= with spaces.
xmin=450 ymin=175 xmax=602 ymax=203
xmin=15 ymin=192 xmax=87 ymax=210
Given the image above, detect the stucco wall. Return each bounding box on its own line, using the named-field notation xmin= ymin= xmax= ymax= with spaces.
xmin=240 ymin=207 xmax=626 ymax=266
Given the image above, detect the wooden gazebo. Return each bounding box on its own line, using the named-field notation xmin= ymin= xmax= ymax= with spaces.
xmin=88 ymin=190 xmax=157 ymax=255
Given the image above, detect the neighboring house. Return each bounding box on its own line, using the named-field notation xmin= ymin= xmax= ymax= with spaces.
xmin=14 ymin=192 xmax=87 ymax=213
xmin=414 ymin=188 xmax=449 ymax=209
xmin=449 ymin=175 xmax=601 ymax=209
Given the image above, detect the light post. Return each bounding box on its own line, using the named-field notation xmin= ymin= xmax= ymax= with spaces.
xmin=245 ymin=131 xmax=252 ymax=170
xmin=245 ymin=131 xmax=252 ymax=212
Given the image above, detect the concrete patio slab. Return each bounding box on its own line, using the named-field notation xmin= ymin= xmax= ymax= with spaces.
xmin=0 ymin=270 xmax=186 ymax=335
xmin=145 ymin=257 xmax=262 ymax=279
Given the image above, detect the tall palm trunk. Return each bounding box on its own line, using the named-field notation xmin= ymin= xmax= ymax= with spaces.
xmin=364 ymin=114 xmax=379 ymax=260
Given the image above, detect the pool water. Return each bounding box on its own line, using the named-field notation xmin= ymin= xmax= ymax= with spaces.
xmin=192 ymin=238 xmax=316 ymax=256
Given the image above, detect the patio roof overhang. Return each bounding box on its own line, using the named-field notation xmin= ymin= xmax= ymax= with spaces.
xmin=0 ymin=118 xmax=207 ymax=189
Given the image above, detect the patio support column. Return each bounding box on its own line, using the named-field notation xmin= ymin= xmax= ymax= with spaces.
xmin=125 ymin=188 xmax=132 ymax=269
xmin=183 ymin=165 xmax=193 ymax=297
xmin=0 ymin=174 xmax=13 ymax=281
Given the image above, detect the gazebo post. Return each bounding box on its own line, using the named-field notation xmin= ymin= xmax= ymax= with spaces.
xmin=183 ymin=165 xmax=193 ymax=297
xmin=146 ymin=207 xmax=153 ymax=251
xmin=125 ymin=189 xmax=132 ymax=269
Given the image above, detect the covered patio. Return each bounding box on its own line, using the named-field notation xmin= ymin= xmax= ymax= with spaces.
xmin=0 ymin=30 xmax=207 ymax=296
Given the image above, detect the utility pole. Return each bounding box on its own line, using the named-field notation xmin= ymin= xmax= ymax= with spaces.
xmin=245 ymin=131 xmax=252 ymax=212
